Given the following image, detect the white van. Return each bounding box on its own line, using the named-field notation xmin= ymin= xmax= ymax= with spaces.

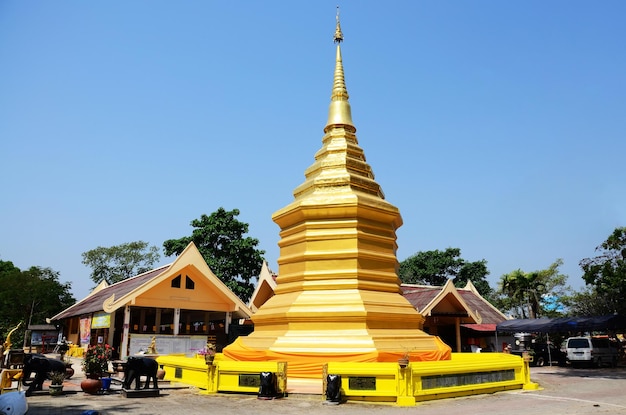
xmin=565 ymin=336 xmax=618 ymax=368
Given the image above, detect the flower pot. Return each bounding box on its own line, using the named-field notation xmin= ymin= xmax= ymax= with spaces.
xmin=101 ymin=377 xmax=112 ymax=391
xmin=65 ymin=364 xmax=75 ymax=379
xmin=80 ymin=378 xmax=102 ymax=394
xmin=157 ymin=368 xmax=166 ymax=380
xmin=398 ymin=358 xmax=409 ymax=368
xmin=49 ymin=384 xmax=64 ymax=396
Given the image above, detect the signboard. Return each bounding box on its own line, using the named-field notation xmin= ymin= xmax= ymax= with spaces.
xmin=91 ymin=312 xmax=111 ymax=329
xmin=30 ymin=331 xmax=59 ymax=346
xmin=79 ymin=317 xmax=91 ymax=345
xmin=128 ymin=334 xmax=207 ymax=356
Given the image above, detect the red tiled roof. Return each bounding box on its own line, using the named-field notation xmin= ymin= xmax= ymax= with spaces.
xmin=51 ymin=265 xmax=170 ymax=320
xmin=401 ymin=285 xmax=441 ymax=310
xmin=462 ymin=323 xmax=497 ymax=332
xmin=401 ymin=283 xmax=506 ymax=325
xmin=457 ymin=290 xmax=506 ymax=324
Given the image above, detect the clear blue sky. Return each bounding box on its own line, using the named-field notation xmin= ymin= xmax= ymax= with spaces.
xmin=1 ymin=1 xmax=624 ymax=301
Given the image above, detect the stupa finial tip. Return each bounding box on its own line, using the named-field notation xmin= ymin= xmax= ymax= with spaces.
xmin=334 ymin=6 xmax=343 ymax=44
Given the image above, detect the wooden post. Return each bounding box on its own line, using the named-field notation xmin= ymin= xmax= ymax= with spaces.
xmin=455 ymin=317 xmax=462 ymax=352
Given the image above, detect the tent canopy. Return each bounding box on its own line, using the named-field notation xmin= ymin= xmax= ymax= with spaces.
xmin=496 ymin=315 xmax=626 ymax=333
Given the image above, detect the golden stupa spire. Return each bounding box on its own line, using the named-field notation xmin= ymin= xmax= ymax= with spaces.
xmin=223 ymin=9 xmax=451 ymax=385
xmin=334 ymin=6 xmax=343 ymax=43
xmin=326 ymin=6 xmax=353 ymax=129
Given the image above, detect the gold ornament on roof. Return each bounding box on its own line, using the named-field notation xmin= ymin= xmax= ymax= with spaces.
xmin=334 ymin=6 xmax=343 ymax=44
xmin=3 ymin=322 xmax=22 ymax=354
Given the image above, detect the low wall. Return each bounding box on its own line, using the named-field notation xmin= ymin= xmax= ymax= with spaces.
xmin=157 ymin=352 xmax=538 ymax=406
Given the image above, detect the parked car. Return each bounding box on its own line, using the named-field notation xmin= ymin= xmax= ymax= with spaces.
xmin=565 ymin=336 xmax=619 ymax=368
xmin=532 ymin=342 xmax=566 ymax=367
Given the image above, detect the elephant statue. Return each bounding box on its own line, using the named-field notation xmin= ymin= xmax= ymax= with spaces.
xmin=123 ymin=356 xmax=158 ymax=390
xmin=22 ymin=354 xmax=66 ymax=396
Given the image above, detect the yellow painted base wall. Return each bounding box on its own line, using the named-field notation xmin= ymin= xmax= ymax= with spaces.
xmin=157 ymin=352 xmax=539 ymax=406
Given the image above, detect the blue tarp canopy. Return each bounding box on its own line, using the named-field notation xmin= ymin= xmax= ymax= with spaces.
xmin=496 ymin=315 xmax=626 ymax=333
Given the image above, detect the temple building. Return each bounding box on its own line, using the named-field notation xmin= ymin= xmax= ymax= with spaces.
xmin=222 ymin=14 xmax=451 ymax=381
xmin=401 ymin=280 xmax=506 ymax=352
xmin=50 ymin=242 xmax=252 ymax=359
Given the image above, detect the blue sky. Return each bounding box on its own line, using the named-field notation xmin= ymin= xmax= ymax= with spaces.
xmin=1 ymin=1 xmax=624 ymax=301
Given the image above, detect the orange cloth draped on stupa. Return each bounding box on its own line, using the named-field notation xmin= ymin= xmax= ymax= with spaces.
xmin=223 ymin=336 xmax=451 ymax=379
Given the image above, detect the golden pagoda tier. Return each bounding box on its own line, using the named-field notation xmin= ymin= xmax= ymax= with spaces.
xmin=223 ymin=13 xmax=451 ymax=379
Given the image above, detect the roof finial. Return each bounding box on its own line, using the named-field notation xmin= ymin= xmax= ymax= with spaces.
xmin=326 ymin=5 xmax=353 ymax=131
xmin=334 ymin=6 xmax=343 ymax=44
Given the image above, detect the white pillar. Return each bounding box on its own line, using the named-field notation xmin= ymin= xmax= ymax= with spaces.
xmin=173 ymin=308 xmax=181 ymax=336
xmin=121 ymin=305 xmax=131 ymax=360
xmin=225 ymin=312 xmax=231 ymax=335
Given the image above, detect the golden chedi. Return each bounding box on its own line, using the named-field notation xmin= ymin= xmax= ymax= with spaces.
xmin=223 ymin=13 xmax=450 ymax=380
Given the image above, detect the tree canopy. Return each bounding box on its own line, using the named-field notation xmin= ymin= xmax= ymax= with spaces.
xmin=579 ymin=227 xmax=626 ymax=315
xmin=493 ymin=259 xmax=570 ymax=319
xmin=81 ymin=241 xmax=161 ymax=285
xmin=163 ymin=208 xmax=265 ymax=302
xmin=0 ymin=260 xmax=75 ymax=348
xmin=565 ymin=287 xmax=621 ymax=316
xmin=398 ymin=248 xmax=492 ymax=298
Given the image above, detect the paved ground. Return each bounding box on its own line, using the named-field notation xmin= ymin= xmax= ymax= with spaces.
xmin=21 ymin=359 xmax=626 ymax=415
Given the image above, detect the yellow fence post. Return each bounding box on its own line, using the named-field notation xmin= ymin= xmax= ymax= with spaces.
xmin=396 ymin=363 xmax=416 ymax=406
xmin=206 ymin=363 xmax=217 ymax=393
xmin=277 ymin=361 xmax=288 ymax=397
xmin=521 ymin=351 xmax=540 ymax=390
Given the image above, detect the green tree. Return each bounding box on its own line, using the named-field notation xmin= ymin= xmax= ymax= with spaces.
xmin=564 ymin=287 xmax=621 ymax=316
xmin=81 ymin=241 xmax=161 ymax=285
xmin=455 ymin=259 xmax=493 ymax=299
xmin=399 ymin=248 xmax=492 ymax=297
xmin=494 ymin=259 xmax=570 ymax=319
xmin=579 ymin=227 xmax=626 ymax=315
xmin=0 ymin=261 xmax=75 ymax=348
xmin=163 ymin=208 xmax=265 ymax=302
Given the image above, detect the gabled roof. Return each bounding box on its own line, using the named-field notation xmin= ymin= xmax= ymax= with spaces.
xmin=248 ymin=261 xmax=277 ymax=313
xmin=51 ymin=242 xmax=253 ymax=321
xmin=51 ymin=265 xmax=169 ymax=321
xmin=457 ymin=280 xmax=507 ymax=324
xmin=401 ymin=280 xmax=507 ymax=325
xmin=407 ymin=279 xmax=480 ymax=323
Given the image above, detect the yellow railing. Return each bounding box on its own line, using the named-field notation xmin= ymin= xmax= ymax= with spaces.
xmin=157 ymin=352 xmax=538 ymax=406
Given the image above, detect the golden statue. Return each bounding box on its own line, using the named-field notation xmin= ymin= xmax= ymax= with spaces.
xmin=3 ymin=322 xmax=22 ymax=355
xmin=146 ymin=336 xmax=157 ymax=354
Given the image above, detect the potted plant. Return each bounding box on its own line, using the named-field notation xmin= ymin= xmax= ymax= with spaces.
xmin=48 ymin=371 xmax=66 ymax=396
xmin=81 ymin=344 xmax=113 ymax=378
xmin=80 ymin=344 xmax=113 ymax=394
xmin=56 ymin=338 xmax=70 ymax=361
xmin=64 ymin=354 xmax=75 ymax=379
xmin=196 ymin=342 xmax=216 ymax=364
xmin=398 ymin=352 xmax=410 ymax=368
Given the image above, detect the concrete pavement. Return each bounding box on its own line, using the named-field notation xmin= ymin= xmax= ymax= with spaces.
xmin=22 ymin=358 xmax=626 ymax=414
